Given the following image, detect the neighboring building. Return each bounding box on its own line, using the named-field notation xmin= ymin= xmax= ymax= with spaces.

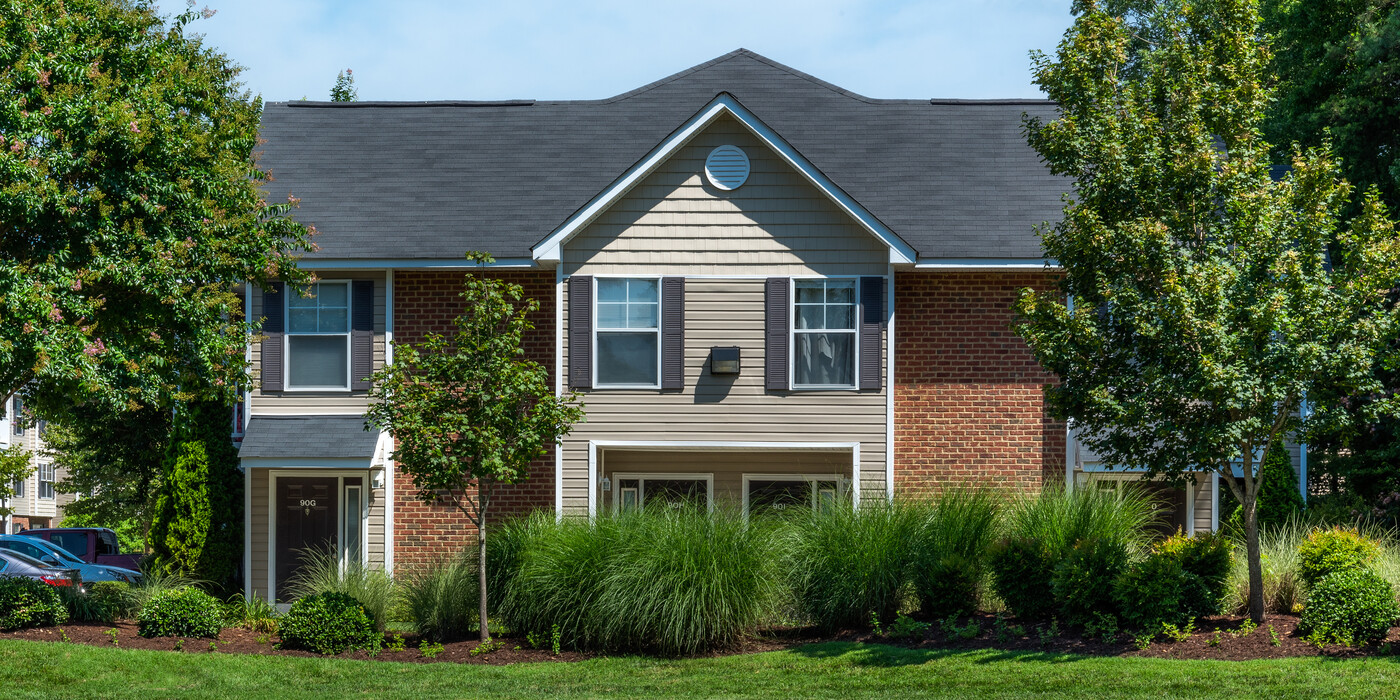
xmin=0 ymin=395 xmax=65 ymax=533
xmin=239 ymin=50 xmax=1262 ymax=601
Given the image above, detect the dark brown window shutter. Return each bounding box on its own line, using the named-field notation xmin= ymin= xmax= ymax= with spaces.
xmin=351 ymin=280 xmax=375 ymax=391
xmin=568 ymin=275 xmax=593 ymax=390
xmin=859 ymin=276 xmax=884 ymax=390
xmin=661 ymin=277 xmax=685 ymax=390
xmin=764 ymin=277 xmax=790 ymax=391
xmin=261 ymin=282 xmax=285 ymax=393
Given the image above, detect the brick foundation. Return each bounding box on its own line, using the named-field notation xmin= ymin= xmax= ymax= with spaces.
xmin=391 ymin=270 xmax=557 ymax=568
xmin=894 ymin=270 xmax=1065 ymax=494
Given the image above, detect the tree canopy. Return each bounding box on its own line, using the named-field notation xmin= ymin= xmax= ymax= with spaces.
xmin=1018 ymin=0 xmax=1400 ymax=622
xmin=329 ymin=69 xmax=357 ymax=102
xmin=367 ymin=253 xmax=583 ymax=642
xmin=0 ymin=0 xmax=312 ymax=419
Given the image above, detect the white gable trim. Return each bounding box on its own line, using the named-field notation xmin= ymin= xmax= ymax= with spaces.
xmin=532 ymin=94 xmax=917 ymax=265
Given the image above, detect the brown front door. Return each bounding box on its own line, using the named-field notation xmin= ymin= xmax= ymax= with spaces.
xmin=275 ymin=477 xmax=338 ymax=601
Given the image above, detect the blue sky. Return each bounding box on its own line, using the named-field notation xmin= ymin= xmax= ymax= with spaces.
xmin=162 ymin=1 xmax=1074 ymax=102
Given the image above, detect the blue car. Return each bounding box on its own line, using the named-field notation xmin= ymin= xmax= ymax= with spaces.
xmin=0 ymin=534 xmax=140 ymax=584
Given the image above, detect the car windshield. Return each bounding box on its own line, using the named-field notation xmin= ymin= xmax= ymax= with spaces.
xmin=0 ymin=549 xmax=59 ymax=570
xmin=22 ymin=539 xmax=84 ymax=565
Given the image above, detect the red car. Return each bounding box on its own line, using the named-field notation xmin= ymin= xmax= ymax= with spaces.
xmin=19 ymin=528 xmax=143 ymax=571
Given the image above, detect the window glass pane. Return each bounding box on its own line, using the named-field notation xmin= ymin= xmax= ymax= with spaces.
xmin=597 ymin=278 xmax=627 ymax=302
xmin=826 ymin=305 xmax=855 ymax=330
xmin=344 ymin=487 xmax=362 ymax=564
xmin=628 ymin=303 xmax=658 ymax=329
xmin=319 ymin=308 xmax=348 ymax=333
xmin=795 ymin=281 xmax=824 ymax=303
xmin=317 ymin=283 xmax=348 ymax=307
xmin=794 ymin=332 xmax=854 ymax=386
xmin=644 ymin=479 xmax=706 ymax=511
xmin=796 ymin=305 xmax=824 ymax=330
xmin=287 ymin=289 xmax=317 ymax=308
xmin=826 ymin=281 xmax=855 ymax=304
xmin=597 ymin=332 xmax=658 ymax=385
xmin=748 ymin=480 xmax=810 ymax=516
xmin=618 ymin=479 xmax=639 ymax=512
xmin=628 ymin=279 xmax=658 ymax=302
xmin=53 ymin=533 xmax=88 ymax=557
xmin=288 ymin=335 xmax=349 ymax=388
xmin=597 ymin=303 xmax=626 ymax=329
xmin=288 ymin=308 xmax=318 ymax=333
xmin=815 ymin=482 xmax=838 ymax=512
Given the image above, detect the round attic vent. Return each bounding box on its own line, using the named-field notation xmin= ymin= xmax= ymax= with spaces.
xmin=704 ymin=145 xmax=750 ymax=190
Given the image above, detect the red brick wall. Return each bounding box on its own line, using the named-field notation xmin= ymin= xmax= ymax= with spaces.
xmin=392 ymin=270 xmax=556 ymax=568
xmin=895 ymin=270 xmax=1065 ymax=494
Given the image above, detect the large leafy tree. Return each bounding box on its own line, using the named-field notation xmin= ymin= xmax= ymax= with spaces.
xmin=1264 ymin=0 xmax=1400 ymax=211
xmin=366 ymin=254 xmax=584 ymax=643
xmin=0 ymin=0 xmax=311 ymax=420
xmin=46 ymin=401 xmax=170 ymax=551
xmin=1017 ymin=0 xmax=1400 ymax=623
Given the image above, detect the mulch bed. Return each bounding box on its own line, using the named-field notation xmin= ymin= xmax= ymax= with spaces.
xmin=4 ymin=613 xmax=1397 ymax=663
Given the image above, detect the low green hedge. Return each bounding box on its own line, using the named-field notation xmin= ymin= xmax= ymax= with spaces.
xmin=0 ymin=577 xmax=69 ymax=630
xmin=1298 ymin=528 xmax=1379 ymax=588
xmin=137 ymin=587 xmax=224 ymax=638
xmin=277 ymin=591 xmax=380 ymax=655
xmin=1300 ymin=568 xmax=1399 ymax=646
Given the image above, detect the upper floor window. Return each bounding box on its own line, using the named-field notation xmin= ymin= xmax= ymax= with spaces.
xmin=595 ymin=278 xmax=659 ymax=387
xmin=287 ymin=282 xmax=350 ymax=390
xmin=11 ymin=477 xmax=23 ymax=498
xmin=38 ymin=464 xmax=54 ymax=500
xmin=793 ymin=279 xmax=856 ymax=388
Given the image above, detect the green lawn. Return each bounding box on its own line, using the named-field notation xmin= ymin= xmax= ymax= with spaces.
xmin=4 ymin=639 xmax=1399 ymax=699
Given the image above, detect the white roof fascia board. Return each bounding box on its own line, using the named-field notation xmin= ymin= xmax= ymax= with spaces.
xmin=915 ymin=258 xmax=1060 ymax=269
xmin=533 ymin=94 xmax=917 ymax=265
xmin=297 ymin=258 xmax=537 ymax=270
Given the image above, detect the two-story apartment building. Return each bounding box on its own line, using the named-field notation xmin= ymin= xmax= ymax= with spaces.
xmin=1 ymin=395 xmax=64 ymax=533
xmin=240 ymin=50 xmax=1301 ymax=601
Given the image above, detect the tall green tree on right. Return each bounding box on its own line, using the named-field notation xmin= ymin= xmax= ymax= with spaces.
xmin=1017 ymin=0 xmax=1400 ymax=624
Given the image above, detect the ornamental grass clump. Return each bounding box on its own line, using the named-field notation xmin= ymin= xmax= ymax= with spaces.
xmin=284 ymin=546 xmax=396 ymax=631
xmin=1225 ymin=516 xmax=1308 ymax=614
xmin=402 ymin=553 xmax=478 ymax=642
xmin=497 ymin=506 xmax=782 ymax=655
xmin=783 ymin=499 xmax=927 ymax=630
xmin=910 ymin=487 xmax=1002 ymax=618
xmin=990 ymin=484 xmax=1156 ymax=621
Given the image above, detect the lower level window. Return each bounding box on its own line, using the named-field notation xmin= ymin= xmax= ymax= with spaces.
xmin=38 ymin=464 xmax=54 ymax=500
xmin=614 ymin=475 xmax=710 ymax=512
xmin=746 ymin=477 xmax=839 ymax=516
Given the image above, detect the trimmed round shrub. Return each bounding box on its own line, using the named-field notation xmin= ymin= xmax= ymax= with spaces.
xmin=1051 ymin=538 xmax=1129 ymax=626
xmin=1298 ymin=528 xmax=1379 ymax=588
xmin=0 ymin=577 xmax=69 ymax=630
xmin=1113 ymin=554 xmax=1195 ymax=631
xmin=278 ymin=591 xmax=380 ymax=654
xmin=989 ymin=538 xmax=1058 ymax=621
xmin=1300 ymin=568 xmax=1399 ymax=646
xmin=137 ymin=587 xmax=224 ymax=638
xmin=1154 ymin=532 xmax=1232 ymax=618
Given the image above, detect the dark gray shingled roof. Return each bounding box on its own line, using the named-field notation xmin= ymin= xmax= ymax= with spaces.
xmin=239 ymin=416 xmax=378 ymax=459
xmin=257 ymin=49 xmax=1067 ymax=261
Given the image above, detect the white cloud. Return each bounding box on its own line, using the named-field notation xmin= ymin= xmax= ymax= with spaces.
xmin=164 ymin=0 xmax=1071 ymax=102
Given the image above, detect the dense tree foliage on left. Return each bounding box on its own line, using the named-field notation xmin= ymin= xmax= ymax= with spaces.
xmin=0 ymin=0 xmax=312 ymax=420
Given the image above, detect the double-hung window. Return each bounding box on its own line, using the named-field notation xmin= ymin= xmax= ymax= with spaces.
xmin=37 ymin=464 xmax=54 ymax=500
xmin=286 ymin=282 xmax=351 ymax=390
xmin=595 ymin=278 xmax=659 ymax=387
xmin=793 ymin=279 xmax=857 ymax=388
xmin=11 ymin=478 xmax=23 ymax=498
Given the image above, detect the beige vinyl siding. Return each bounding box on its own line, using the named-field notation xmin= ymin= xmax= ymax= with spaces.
xmin=249 ymin=271 xmax=386 ymax=415
xmin=250 ymin=468 xmax=269 ymax=601
xmin=601 ymin=450 xmax=855 ymax=509
xmin=1193 ymin=474 xmax=1214 ymax=534
xmin=563 ymin=115 xmax=888 ymax=277
xmin=561 ymin=278 xmax=887 ymax=511
xmin=368 ymin=478 xmax=385 ymax=569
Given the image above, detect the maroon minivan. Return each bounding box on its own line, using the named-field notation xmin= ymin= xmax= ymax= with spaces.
xmin=19 ymin=528 xmax=143 ymax=571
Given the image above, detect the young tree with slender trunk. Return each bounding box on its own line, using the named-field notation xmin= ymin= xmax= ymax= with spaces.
xmin=1017 ymin=0 xmax=1400 ymax=624
xmin=366 ymin=254 xmax=583 ymax=642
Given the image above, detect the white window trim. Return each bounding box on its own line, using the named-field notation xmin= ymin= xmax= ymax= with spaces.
xmin=37 ymin=464 xmax=54 ymax=501
xmin=609 ymin=472 xmax=714 ymax=513
xmin=740 ymin=473 xmax=846 ymax=516
xmin=591 ymin=275 xmax=663 ymax=390
xmin=284 ymin=280 xmax=353 ymax=392
xmin=789 ymin=276 xmax=862 ymax=391
xmin=267 ymin=470 xmax=371 ymax=603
